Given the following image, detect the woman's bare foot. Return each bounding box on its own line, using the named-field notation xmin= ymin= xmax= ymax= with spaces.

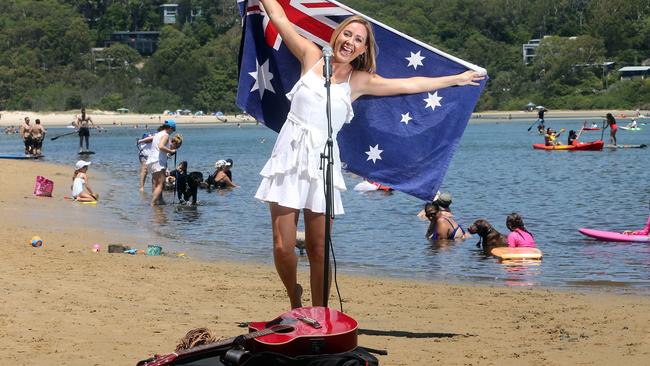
xmin=290 ymin=284 xmax=303 ymax=309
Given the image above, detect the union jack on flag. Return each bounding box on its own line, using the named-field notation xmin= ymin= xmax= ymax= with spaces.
xmin=236 ymin=0 xmax=487 ymax=201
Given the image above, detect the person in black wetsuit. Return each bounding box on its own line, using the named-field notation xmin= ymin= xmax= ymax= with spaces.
xmin=76 ymin=108 xmax=94 ymax=153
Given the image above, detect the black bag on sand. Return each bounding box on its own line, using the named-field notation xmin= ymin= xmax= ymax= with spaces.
xmin=240 ymin=347 xmax=379 ymax=366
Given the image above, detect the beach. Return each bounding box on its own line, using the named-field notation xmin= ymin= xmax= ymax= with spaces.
xmin=0 ymin=109 xmax=647 ymax=128
xmin=1 ymin=160 xmax=649 ymax=365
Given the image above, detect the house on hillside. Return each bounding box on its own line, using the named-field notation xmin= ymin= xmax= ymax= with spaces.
xmin=522 ymin=39 xmax=541 ymax=65
xmin=160 ymin=4 xmax=179 ymax=24
xmin=104 ymin=31 xmax=160 ymax=56
xmin=618 ymin=66 xmax=650 ymax=81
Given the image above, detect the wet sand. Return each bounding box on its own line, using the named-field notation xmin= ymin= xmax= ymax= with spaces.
xmin=1 ymin=160 xmax=649 ymax=365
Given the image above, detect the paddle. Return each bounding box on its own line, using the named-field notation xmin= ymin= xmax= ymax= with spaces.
xmin=527 ymin=119 xmax=540 ymax=132
xmin=600 ymin=119 xmax=607 ymax=141
xmin=50 ymin=131 xmax=77 ymax=141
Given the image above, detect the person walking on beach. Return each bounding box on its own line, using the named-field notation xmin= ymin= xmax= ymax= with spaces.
xmin=29 ymin=119 xmax=46 ymax=155
xmin=604 ymin=113 xmax=618 ymax=146
xmin=254 ymin=0 xmax=484 ymax=309
xmin=146 ymin=120 xmax=178 ymax=206
xmin=71 ymin=160 xmax=98 ymax=202
xmin=76 ymin=108 xmax=95 ymax=153
xmin=19 ymin=117 xmax=32 ymax=155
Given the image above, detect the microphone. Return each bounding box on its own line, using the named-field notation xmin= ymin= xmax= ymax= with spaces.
xmin=322 ymin=46 xmax=333 ymax=85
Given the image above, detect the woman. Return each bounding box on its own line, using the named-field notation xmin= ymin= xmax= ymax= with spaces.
xmin=212 ymin=160 xmax=238 ymax=189
xmin=254 ymin=0 xmax=484 ymax=309
xmin=146 ymin=120 xmax=177 ymax=206
xmin=505 ymin=213 xmax=536 ymax=248
xmin=137 ymin=133 xmax=153 ymax=192
xmin=567 ymin=130 xmax=578 ymax=146
xmin=424 ymin=194 xmax=467 ymax=241
xmin=604 ymin=113 xmax=617 ymax=145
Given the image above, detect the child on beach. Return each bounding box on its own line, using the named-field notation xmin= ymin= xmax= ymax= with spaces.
xmin=71 ymin=160 xmax=98 ymax=202
xmin=505 ymin=213 xmax=535 ymax=248
xmin=137 ymin=133 xmax=153 ymax=192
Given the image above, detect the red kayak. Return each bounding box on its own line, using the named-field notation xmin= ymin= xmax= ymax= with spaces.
xmin=533 ymin=140 xmax=604 ymax=151
xmin=582 ymin=127 xmax=600 ymax=131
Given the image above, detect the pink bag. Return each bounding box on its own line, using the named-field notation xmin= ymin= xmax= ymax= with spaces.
xmin=34 ymin=176 xmax=54 ymax=197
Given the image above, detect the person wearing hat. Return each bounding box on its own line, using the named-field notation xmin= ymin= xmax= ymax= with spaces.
xmin=146 ymin=120 xmax=178 ymax=205
xmin=208 ymin=159 xmax=238 ymax=190
xmin=423 ymin=192 xmax=468 ymax=241
xmin=71 ymin=160 xmax=98 ymax=202
xmin=137 ymin=133 xmax=154 ymax=192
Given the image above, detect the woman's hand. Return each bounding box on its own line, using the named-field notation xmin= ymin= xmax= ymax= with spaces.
xmin=455 ymin=70 xmax=485 ymax=87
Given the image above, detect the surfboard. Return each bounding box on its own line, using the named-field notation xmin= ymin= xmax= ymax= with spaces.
xmin=605 ymin=144 xmax=647 ymax=149
xmin=0 ymin=154 xmax=43 ymax=160
xmin=64 ymin=196 xmax=98 ymax=205
xmin=78 ymin=151 xmax=95 ymax=155
xmin=491 ymin=247 xmax=543 ymax=261
xmin=578 ymin=228 xmax=650 ymax=242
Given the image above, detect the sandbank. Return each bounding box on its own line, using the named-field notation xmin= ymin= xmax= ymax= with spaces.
xmin=1 ymin=109 xmax=648 ymax=128
xmin=1 ymin=160 xmax=649 ymax=365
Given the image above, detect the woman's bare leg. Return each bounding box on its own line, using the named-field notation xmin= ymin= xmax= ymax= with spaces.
xmin=139 ymin=163 xmax=148 ymax=192
xmin=151 ymin=170 xmax=166 ymax=206
xmin=304 ymin=209 xmax=331 ymax=307
xmin=270 ymin=203 xmax=302 ymax=309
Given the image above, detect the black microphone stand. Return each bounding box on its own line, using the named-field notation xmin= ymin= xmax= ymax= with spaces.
xmin=321 ymin=53 xmax=334 ymax=308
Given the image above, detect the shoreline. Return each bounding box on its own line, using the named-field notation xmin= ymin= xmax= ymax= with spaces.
xmin=1 ymin=109 xmax=648 ymax=127
xmin=1 ymin=160 xmax=649 ymax=365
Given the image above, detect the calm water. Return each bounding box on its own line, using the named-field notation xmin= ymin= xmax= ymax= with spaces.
xmin=2 ymin=119 xmax=649 ymax=294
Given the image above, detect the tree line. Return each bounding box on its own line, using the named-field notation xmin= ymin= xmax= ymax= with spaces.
xmin=0 ymin=0 xmax=648 ymax=113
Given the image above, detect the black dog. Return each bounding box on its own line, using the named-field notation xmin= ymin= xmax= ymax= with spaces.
xmin=467 ymin=219 xmax=508 ymax=255
xmin=177 ymin=171 xmax=203 ymax=205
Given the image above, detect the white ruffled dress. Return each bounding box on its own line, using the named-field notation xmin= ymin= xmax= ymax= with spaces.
xmin=255 ymin=62 xmax=354 ymax=215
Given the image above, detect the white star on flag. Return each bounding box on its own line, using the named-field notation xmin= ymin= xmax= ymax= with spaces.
xmin=405 ymin=51 xmax=425 ymax=70
xmin=365 ymin=144 xmax=383 ymax=163
xmin=400 ymin=112 xmax=412 ymax=125
xmin=249 ymin=59 xmax=275 ymax=98
xmin=423 ymin=91 xmax=442 ymax=111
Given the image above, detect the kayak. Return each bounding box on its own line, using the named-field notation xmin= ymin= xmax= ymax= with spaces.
xmin=579 ymin=228 xmax=650 ymax=243
xmin=619 ymin=126 xmax=641 ymax=131
xmin=582 ymin=127 xmax=600 ymax=131
xmin=533 ymin=140 xmax=604 ymax=151
xmin=491 ymin=247 xmax=543 ymax=260
xmin=606 ymin=144 xmax=647 ymax=149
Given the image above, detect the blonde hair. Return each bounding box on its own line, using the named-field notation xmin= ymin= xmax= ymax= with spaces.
xmin=329 ymin=15 xmax=377 ymax=73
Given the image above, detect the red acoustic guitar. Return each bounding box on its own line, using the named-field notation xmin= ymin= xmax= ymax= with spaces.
xmin=247 ymin=306 xmax=358 ymax=357
xmin=137 ymin=307 xmax=357 ymax=365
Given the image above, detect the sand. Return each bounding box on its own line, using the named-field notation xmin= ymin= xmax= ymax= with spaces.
xmin=1 ymin=160 xmax=649 ymax=365
xmin=1 ymin=109 xmax=648 ymax=128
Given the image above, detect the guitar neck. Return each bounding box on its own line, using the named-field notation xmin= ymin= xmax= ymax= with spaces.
xmin=177 ymin=325 xmax=288 ymax=357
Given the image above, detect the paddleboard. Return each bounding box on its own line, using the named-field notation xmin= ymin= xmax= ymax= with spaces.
xmin=64 ymin=196 xmax=97 ymax=205
xmin=578 ymin=228 xmax=650 ymax=242
xmin=0 ymin=154 xmax=43 ymax=160
xmin=78 ymin=151 xmax=95 ymax=155
xmin=605 ymin=144 xmax=647 ymax=149
xmin=491 ymin=247 xmax=543 ymax=260
xmin=619 ymin=126 xmax=641 ymax=131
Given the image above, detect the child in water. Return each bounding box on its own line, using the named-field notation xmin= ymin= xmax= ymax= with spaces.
xmin=505 ymin=213 xmax=536 ymax=248
xmin=71 ymin=160 xmax=98 ymax=202
xmin=623 ymin=202 xmax=650 ymax=236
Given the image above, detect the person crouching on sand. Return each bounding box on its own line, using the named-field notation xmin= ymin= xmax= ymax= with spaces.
xmin=71 ymin=160 xmax=98 ymax=202
xmin=146 ymin=120 xmax=178 ymax=206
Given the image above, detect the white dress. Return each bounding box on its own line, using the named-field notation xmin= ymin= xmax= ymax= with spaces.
xmin=255 ymin=61 xmax=354 ymax=215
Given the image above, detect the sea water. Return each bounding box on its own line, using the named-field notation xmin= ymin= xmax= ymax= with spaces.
xmin=2 ymin=119 xmax=649 ymax=293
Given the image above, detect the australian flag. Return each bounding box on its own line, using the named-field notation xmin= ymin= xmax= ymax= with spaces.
xmin=236 ymin=0 xmax=487 ymax=201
